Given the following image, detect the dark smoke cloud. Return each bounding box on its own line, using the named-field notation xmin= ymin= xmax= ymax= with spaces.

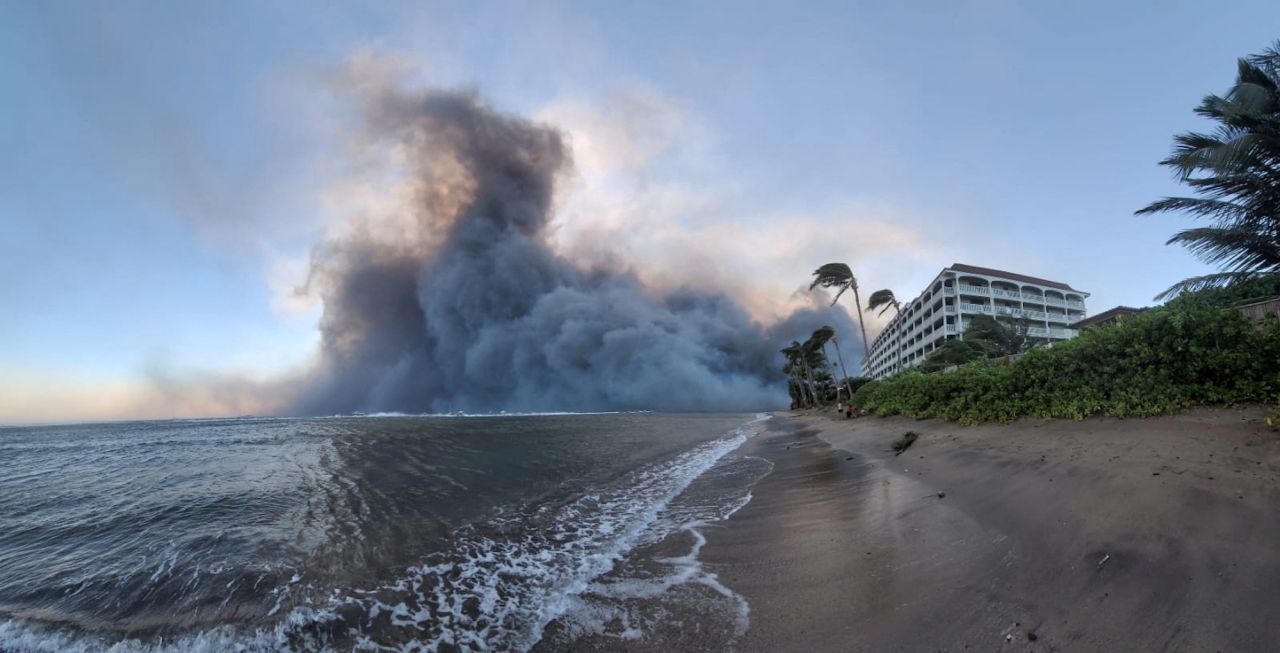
xmin=289 ymin=87 xmax=856 ymax=414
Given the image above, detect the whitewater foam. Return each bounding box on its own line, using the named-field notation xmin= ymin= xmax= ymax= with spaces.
xmin=0 ymin=414 xmax=772 ymax=653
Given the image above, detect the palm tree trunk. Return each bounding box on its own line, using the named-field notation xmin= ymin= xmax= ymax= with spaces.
xmin=831 ymin=338 xmax=853 ymax=397
xmin=849 ymin=282 xmax=871 ymax=367
xmin=792 ymin=371 xmax=809 ymax=407
xmin=803 ymin=359 xmax=819 ymax=406
xmin=821 ymin=343 xmax=838 ymax=402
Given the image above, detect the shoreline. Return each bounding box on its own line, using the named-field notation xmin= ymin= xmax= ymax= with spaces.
xmin=699 ymin=407 xmax=1279 ymax=651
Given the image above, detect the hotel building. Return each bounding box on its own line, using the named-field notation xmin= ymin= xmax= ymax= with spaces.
xmin=863 ymin=263 xmax=1089 ymax=379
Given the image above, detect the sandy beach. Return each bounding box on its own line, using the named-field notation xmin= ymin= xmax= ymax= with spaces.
xmin=700 ymin=407 xmax=1280 ymax=652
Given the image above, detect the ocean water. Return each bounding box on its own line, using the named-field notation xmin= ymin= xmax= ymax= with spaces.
xmin=0 ymin=412 xmax=773 ymax=652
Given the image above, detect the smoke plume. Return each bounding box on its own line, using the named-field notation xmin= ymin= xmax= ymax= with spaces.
xmin=288 ymin=86 xmax=855 ymax=414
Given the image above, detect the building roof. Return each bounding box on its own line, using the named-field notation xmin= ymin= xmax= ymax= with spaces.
xmin=948 ymin=263 xmax=1084 ymax=293
xmin=1070 ymin=305 xmax=1146 ymax=329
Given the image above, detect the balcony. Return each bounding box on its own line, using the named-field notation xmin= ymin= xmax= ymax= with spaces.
xmin=959 ymin=303 xmax=992 ymax=314
xmin=1067 ymin=300 xmax=1085 ymax=309
xmin=994 ymin=306 xmax=1049 ymax=320
xmin=992 ymin=288 xmax=1022 ymax=299
xmin=957 ymin=284 xmax=989 ymax=295
xmin=1045 ymin=296 xmax=1066 ymax=306
xmin=1020 ymin=292 xmax=1044 ymax=302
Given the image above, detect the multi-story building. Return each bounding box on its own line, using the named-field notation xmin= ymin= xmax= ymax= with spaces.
xmin=863 ymin=263 xmax=1089 ymax=379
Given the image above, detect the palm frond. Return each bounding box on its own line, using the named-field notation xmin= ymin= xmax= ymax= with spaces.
xmin=1154 ymin=271 xmax=1267 ymax=301
xmin=866 ymin=289 xmax=900 ymax=316
xmin=810 ymin=262 xmax=854 ymax=306
xmin=1140 ymin=42 xmax=1280 ymax=299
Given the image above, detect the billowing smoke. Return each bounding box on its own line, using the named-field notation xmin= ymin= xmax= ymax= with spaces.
xmin=288 ymin=87 xmax=856 ymax=414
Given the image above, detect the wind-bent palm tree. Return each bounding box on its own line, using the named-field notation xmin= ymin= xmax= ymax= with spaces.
xmin=800 ymin=335 xmax=827 ymax=405
xmin=1136 ymin=43 xmax=1280 ymax=300
xmin=866 ymin=289 xmax=901 ymax=317
xmin=780 ymin=342 xmax=811 ymax=407
xmin=866 ymin=289 xmax=902 ymax=375
xmin=810 ymin=263 xmax=870 ymax=364
xmin=810 ymin=325 xmax=854 ymax=398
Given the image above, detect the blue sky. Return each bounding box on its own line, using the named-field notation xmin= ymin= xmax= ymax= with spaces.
xmin=2 ymin=0 xmax=1277 ymax=421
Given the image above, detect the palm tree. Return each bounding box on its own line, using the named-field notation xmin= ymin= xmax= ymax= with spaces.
xmin=780 ymin=342 xmax=811 ymax=407
xmin=866 ymin=288 xmax=902 ymax=375
xmin=866 ymin=289 xmax=901 ymax=317
xmin=810 ymin=263 xmax=870 ymax=364
xmin=806 ymin=347 xmax=833 ymax=403
xmin=810 ymin=325 xmax=855 ymax=398
xmin=1136 ymin=43 xmax=1280 ymax=300
xmin=781 ymin=362 xmax=805 ymax=407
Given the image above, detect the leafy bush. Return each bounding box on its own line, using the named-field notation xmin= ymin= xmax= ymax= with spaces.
xmin=917 ymin=339 xmax=986 ymax=373
xmin=850 ymin=305 xmax=1280 ymax=425
xmin=843 ymin=376 xmax=874 ymax=394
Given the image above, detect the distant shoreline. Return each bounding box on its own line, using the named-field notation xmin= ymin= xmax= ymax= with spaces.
xmin=700 ymin=407 xmax=1278 ymax=651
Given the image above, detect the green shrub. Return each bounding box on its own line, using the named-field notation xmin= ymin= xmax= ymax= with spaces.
xmin=842 ymin=376 xmax=874 ymax=395
xmin=850 ymin=305 xmax=1280 ymax=425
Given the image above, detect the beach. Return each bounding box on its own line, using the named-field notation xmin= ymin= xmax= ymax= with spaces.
xmin=700 ymin=408 xmax=1280 ymax=652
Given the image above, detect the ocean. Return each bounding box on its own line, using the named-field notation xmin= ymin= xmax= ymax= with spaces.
xmin=0 ymin=412 xmax=773 ymax=652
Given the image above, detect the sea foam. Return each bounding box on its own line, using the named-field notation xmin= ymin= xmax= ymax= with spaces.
xmin=0 ymin=414 xmax=772 ymax=653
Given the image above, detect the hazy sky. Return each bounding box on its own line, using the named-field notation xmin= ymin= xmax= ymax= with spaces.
xmin=2 ymin=1 xmax=1277 ymax=422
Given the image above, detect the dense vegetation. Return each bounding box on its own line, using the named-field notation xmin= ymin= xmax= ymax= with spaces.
xmin=849 ymin=304 xmax=1280 ymax=425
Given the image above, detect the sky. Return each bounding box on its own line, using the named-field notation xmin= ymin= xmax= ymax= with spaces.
xmin=1 ymin=0 xmax=1277 ymax=423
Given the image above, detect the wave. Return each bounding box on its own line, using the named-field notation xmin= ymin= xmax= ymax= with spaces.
xmin=325 ymin=410 xmax=641 ymax=419
xmin=0 ymin=414 xmax=771 ymax=652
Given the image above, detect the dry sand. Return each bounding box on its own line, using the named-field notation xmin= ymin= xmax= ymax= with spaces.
xmin=700 ymin=407 xmax=1280 ymax=652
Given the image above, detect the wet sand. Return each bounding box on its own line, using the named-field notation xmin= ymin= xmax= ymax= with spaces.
xmin=701 ymin=407 xmax=1280 ymax=652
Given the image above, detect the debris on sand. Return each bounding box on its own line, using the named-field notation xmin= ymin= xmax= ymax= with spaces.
xmin=892 ymin=431 xmax=920 ymax=456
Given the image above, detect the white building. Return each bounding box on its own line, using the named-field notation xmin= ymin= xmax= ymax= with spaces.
xmin=863 ymin=263 xmax=1089 ymax=379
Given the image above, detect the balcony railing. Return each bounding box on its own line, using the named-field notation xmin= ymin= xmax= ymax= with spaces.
xmin=1045 ymin=296 xmax=1066 ymax=306
xmin=959 ymin=303 xmax=992 ymax=314
xmin=1027 ymin=326 xmax=1078 ymax=338
xmin=992 ymin=288 xmax=1021 ymax=299
xmin=995 ymin=306 xmax=1049 ymax=320
xmin=1067 ymin=300 xmax=1085 ymax=309
xmin=957 ymin=284 xmax=989 ymax=295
